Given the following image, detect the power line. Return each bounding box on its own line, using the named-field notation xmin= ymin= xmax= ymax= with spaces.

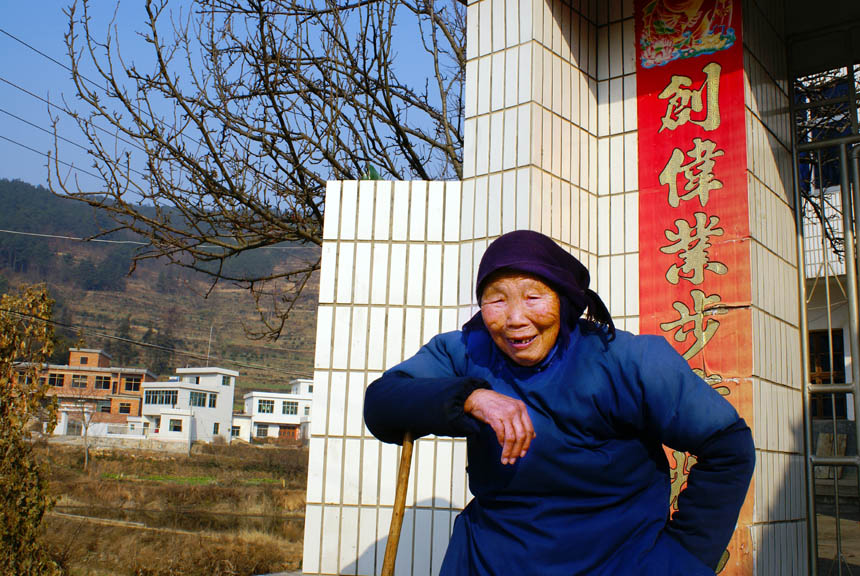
xmin=0 ymin=26 xmax=207 ymax=150
xmin=0 ymin=106 xmax=151 ymax=180
xmin=0 ymin=228 xmax=315 ymax=250
xmin=0 ymin=134 xmax=101 ymax=179
xmin=0 ymin=28 xmax=79 ymax=83
xmin=0 ymin=228 xmax=146 ymax=246
xmin=0 ymin=306 xmax=313 ymax=378
xmin=0 ymin=106 xmax=89 ymax=152
xmin=0 ymin=75 xmax=147 ymax=153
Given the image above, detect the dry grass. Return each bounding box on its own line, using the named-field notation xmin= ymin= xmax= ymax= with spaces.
xmin=43 ymin=518 xmax=302 ymax=576
xmin=36 ymin=442 xmax=308 ymax=575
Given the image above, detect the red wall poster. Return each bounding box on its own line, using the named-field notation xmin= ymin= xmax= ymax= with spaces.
xmin=636 ymin=1 xmax=753 ymax=573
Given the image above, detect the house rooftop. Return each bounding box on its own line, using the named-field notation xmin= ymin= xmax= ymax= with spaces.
xmin=69 ymin=347 xmax=112 ymax=358
xmin=176 ymin=366 xmax=239 ymax=377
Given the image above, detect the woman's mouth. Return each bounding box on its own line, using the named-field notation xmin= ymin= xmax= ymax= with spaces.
xmin=507 ymin=335 xmax=536 ymax=349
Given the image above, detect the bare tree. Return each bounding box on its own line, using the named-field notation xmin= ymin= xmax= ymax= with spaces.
xmin=50 ymin=0 xmax=466 ymax=339
xmin=793 ymin=65 xmax=860 ymax=259
xmin=65 ymin=390 xmax=97 ymax=471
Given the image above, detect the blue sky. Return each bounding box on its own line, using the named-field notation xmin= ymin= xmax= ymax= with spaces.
xmin=0 ymin=2 xmax=147 ymax=189
xmin=0 ymin=2 xmax=451 ymax=190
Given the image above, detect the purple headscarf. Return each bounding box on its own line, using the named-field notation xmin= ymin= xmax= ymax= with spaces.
xmin=465 ymin=230 xmax=615 ymax=339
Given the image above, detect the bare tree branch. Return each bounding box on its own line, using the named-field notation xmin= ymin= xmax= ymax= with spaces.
xmin=51 ymin=0 xmax=465 ymax=340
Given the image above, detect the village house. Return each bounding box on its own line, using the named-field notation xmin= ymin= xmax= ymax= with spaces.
xmin=232 ymin=378 xmax=313 ymax=443
xmin=23 ymin=348 xmax=157 ymax=437
xmin=137 ymin=366 xmax=239 ymax=444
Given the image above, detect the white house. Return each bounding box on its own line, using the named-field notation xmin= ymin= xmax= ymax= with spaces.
xmin=233 ymin=378 xmax=313 ymax=442
xmin=140 ymin=366 xmax=238 ymax=444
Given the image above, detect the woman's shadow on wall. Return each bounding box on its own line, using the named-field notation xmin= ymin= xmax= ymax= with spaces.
xmin=341 ymin=498 xmax=455 ymax=576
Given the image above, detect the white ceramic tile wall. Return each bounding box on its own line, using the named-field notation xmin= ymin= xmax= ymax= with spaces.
xmin=307 ymin=180 xmax=473 ymax=575
xmin=458 ymin=0 xmax=608 ymax=318
xmin=743 ymin=1 xmax=806 ymax=574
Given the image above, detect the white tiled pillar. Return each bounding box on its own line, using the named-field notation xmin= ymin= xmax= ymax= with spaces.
xmin=594 ymin=1 xmax=640 ymax=334
xmin=304 ymin=180 xmax=469 ymax=576
xmin=742 ymin=1 xmax=807 ymax=574
xmin=461 ymin=0 xmax=606 ymax=315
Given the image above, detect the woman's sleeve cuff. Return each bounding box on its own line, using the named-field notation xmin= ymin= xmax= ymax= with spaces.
xmin=444 ymin=377 xmax=491 ymax=436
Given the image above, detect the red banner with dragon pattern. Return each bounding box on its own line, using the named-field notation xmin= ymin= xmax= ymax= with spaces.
xmin=636 ymin=0 xmax=753 ymax=573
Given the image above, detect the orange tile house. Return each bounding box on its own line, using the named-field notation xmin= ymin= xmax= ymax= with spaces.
xmin=34 ymin=348 xmax=157 ymax=436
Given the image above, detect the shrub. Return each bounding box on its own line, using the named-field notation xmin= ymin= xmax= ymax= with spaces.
xmin=0 ymin=285 xmax=60 ymax=575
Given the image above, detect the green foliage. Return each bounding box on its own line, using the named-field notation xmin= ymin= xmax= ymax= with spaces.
xmin=141 ymin=313 xmax=183 ymax=378
xmin=74 ymin=250 xmax=131 ymax=292
xmin=46 ymin=298 xmax=73 ymax=366
xmin=360 ymin=163 xmax=382 ymax=180
xmin=0 ymin=180 xmax=118 ymax=278
xmin=114 ymin=315 xmax=136 ymax=366
xmin=0 ymin=178 xmax=278 ymax=289
xmin=0 ymin=284 xmax=60 ymax=575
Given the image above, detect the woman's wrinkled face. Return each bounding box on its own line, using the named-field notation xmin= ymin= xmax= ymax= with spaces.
xmin=480 ymin=272 xmax=561 ymax=367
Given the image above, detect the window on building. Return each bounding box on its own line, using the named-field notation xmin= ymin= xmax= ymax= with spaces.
xmin=222 ymin=375 xmax=231 ymax=386
xmin=308 ymin=384 xmax=313 ymax=393
xmin=97 ymin=400 xmax=112 ymax=413
xmin=79 ymin=357 xmax=89 ymax=365
xmin=95 ymin=375 xmax=111 ymax=390
xmin=48 ymin=373 xmax=64 ymax=387
xmin=208 ymin=394 xmax=217 ymax=408
xmin=213 ymin=423 xmax=220 ymax=435
xmin=144 ymin=390 xmax=178 ymax=405
xmin=258 ymin=399 xmax=274 ymax=414
xmin=304 ymin=406 xmax=310 ymax=416
xmin=809 ymin=329 xmax=847 ymax=418
xmin=71 ymin=374 xmax=88 ymax=388
xmin=256 ymin=424 xmax=268 ymax=437
xmin=190 ymin=391 xmax=207 ymax=407
xmin=282 ymin=401 xmax=298 ymax=415
xmin=169 ymin=419 xmax=183 ymax=432
xmin=118 ymin=403 xmax=131 ymax=415
xmin=231 ymin=426 xmax=240 ymax=438
xmin=66 ymin=420 xmax=82 ymax=436
xmin=125 ymin=376 xmax=142 ymax=392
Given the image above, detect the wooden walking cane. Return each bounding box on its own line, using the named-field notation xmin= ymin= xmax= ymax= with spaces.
xmin=381 ymin=430 xmax=414 ymax=576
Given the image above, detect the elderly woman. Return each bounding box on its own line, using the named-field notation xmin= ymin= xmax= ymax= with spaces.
xmin=364 ymin=230 xmax=755 ymax=575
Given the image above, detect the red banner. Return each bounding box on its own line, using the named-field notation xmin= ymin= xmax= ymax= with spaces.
xmin=636 ymin=0 xmax=750 ymax=378
xmin=636 ymin=1 xmax=753 ymax=573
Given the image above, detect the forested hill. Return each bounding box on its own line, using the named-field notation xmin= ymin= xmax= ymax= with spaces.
xmin=0 ymin=179 xmax=319 ymax=399
xmin=0 ymin=178 xmax=126 ymax=235
xmin=0 ymin=179 xmax=140 ymax=291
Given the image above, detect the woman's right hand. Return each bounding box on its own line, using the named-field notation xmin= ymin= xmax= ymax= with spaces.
xmin=464 ymin=389 xmax=535 ymax=465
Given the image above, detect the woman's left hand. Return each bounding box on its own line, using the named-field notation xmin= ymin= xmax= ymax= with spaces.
xmin=464 ymin=389 xmax=535 ymax=465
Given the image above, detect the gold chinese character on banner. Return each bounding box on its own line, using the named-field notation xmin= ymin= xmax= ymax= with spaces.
xmin=660 ymin=212 xmax=728 ymax=285
xmin=669 ymin=450 xmax=697 ymax=512
xmin=659 ymin=289 xmax=723 ymax=359
xmin=658 ymin=62 xmax=722 ymax=133
xmin=659 ymin=138 xmax=725 ymax=207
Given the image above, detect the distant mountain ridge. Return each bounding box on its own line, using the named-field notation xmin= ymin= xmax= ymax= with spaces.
xmin=0 ymin=179 xmax=319 ymax=402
